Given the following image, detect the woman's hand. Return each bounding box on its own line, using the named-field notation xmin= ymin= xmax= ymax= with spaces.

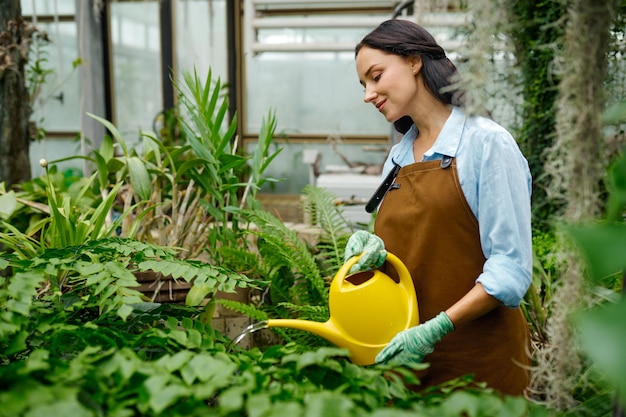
xmin=344 ymin=230 xmax=387 ymax=273
xmin=375 ymin=311 xmax=454 ymax=364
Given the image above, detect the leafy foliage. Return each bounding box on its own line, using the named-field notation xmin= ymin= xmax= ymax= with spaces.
xmin=0 ymin=237 xmax=253 ymax=352
xmin=0 ymin=231 xmax=544 ymax=416
xmin=0 ymin=320 xmax=544 ymax=417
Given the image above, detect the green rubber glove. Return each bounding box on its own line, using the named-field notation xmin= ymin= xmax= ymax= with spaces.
xmin=344 ymin=230 xmax=387 ymax=274
xmin=375 ymin=311 xmax=454 ymax=365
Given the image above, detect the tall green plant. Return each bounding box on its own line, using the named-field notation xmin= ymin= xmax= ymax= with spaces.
xmin=51 ymin=68 xmax=281 ymax=265
xmin=173 ymin=69 xmax=281 ymax=257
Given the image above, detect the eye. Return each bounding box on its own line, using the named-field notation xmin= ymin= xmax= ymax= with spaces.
xmin=372 ymin=73 xmax=381 ymax=82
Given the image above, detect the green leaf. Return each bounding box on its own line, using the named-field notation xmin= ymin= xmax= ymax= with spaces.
xmin=0 ymin=191 xmax=18 ymax=219
xmin=185 ymin=284 xmax=210 ymax=306
xmin=6 ymin=330 xmax=29 ymax=355
xmin=22 ymin=349 xmax=51 ymax=373
xmin=499 ymin=397 xmax=532 ymax=417
xmin=101 ymin=349 xmax=141 ymax=383
xmin=118 ymin=304 xmax=134 ymax=321
xmin=89 ymin=181 xmax=123 ymax=240
xmin=143 ymin=375 xmax=190 ymax=414
xmin=126 ymin=156 xmax=152 ymax=202
xmin=441 ymin=391 xmax=483 ymax=417
xmin=45 ymin=181 xmax=70 ymax=248
xmin=99 ymin=134 xmax=115 ymax=161
xmin=140 ymin=131 xmax=162 ymax=162
xmin=162 ymin=351 xmax=194 ymax=373
xmin=282 ymin=347 xmax=349 ymax=372
xmin=177 ymin=158 xmax=211 ymax=178
xmin=246 ymin=394 xmax=272 ymax=417
xmin=186 ymin=328 xmax=202 ymax=348
xmin=183 ymin=353 xmax=237 ymax=387
xmin=577 ymin=298 xmax=626 ymax=404
xmin=217 ymin=153 xmax=248 ymax=174
xmin=25 ymin=396 xmax=94 ymax=417
xmin=303 ymin=392 xmax=355 ymax=417
xmin=602 ymin=100 xmax=626 ymax=124
xmin=218 ymin=386 xmax=246 ymax=414
xmin=265 ymin=402 xmax=303 ymax=416
xmin=605 ymin=152 xmax=626 ymax=222
xmin=564 ymin=223 xmax=626 ymax=284
xmin=87 ymin=112 xmax=129 ymax=156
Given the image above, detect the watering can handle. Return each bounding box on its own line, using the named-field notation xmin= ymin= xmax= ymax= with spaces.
xmin=340 ymin=252 xmax=413 ymax=289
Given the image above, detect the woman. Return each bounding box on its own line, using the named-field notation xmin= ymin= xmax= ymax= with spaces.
xmin=345 ymin=19 xmax=532 ymax=396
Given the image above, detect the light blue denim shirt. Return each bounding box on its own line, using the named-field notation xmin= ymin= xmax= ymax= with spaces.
xmin=382 ymin=106 xmax=532 ymax=308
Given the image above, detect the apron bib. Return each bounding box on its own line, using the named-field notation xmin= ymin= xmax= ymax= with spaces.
xmin=374 ymin=158 xmax=530 ymax=395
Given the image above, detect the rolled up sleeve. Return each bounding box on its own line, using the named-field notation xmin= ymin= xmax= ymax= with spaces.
xmin=474 ymin=130 xmax=532 ymax=308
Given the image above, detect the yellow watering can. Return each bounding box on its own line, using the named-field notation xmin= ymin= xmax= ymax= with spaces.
xmin=266 ymin=252 xmax=419 ymax=365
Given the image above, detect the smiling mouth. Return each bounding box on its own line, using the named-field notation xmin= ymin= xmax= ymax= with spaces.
xmin=375 ymin=100 xmax=386 ymax=111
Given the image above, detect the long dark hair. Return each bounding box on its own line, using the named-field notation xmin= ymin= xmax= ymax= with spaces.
xmin=355 ymin=19 xmax=463 ymax=134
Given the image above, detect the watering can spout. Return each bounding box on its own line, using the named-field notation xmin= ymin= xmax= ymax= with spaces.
xmin=266 ymin=319 xmax=346 ymax=349
xmin=266 ymin=318 xmax=383 ymax=365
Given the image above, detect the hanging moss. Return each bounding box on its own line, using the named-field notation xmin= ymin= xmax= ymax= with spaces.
xmin=533 ymin=0 xmax=620 ymax=410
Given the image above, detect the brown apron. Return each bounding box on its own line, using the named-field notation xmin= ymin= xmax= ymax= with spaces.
xmin=374 ymin=158 xmax=530 ymax=396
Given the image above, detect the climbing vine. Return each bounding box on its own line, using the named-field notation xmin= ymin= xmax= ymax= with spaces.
xmin=506 ymin=0 xmax=566 ymax=230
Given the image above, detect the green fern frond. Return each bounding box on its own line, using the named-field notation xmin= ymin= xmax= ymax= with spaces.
xmin=301 ymin=185 xmax=352 ymax=274
xmin=216 ymin=299 xmax=268 ymax=322
xmin=246 ymin=209 xmax=328 ymax=305
xmin=276 ymin=302 xmax=329 ymax=322
xmin=217 ymin=246 xmax=265 ymax=278
xmin=258 ymin=234 xmax=325 ymax=307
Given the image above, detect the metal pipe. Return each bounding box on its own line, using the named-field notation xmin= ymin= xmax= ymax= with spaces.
xmin=391 ymin=0 xmax=413 ymax=19
xmin=251 ymin=14 xmax=467 ymax=29
xmin=249 ymin=39 xmax=463 ymax=53
xmin=252 ymin=0 xmax=397 ymax=6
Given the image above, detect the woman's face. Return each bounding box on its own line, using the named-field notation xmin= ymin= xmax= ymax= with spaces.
xmin=356 ymin=46 xmax=420 ymax=123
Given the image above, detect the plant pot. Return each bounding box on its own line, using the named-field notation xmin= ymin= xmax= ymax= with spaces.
xmin=133 ymin=271 xmax=191 ymax=303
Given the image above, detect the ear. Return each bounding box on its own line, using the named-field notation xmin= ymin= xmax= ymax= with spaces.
xmin=409 ymin=56 xmax=423 ymax=75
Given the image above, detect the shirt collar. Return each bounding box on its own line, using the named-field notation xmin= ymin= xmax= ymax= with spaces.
xmin=423 ymin=106 xmax=466 ymax=158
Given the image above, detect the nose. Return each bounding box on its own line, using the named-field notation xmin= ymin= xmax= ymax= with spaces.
xmin=363 ymin=86 xmax=377 ymax=103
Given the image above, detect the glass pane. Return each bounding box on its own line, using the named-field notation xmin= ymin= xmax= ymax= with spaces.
xmin=110 ymin=1 xmax=162 ymax=140
xmin=21 ymin=0 xmax=75 ymax=15
xmin=245 ymin=23 xmax=390 ymax=136
xmin=30 ymin=137 xmax=83 ymax=177
xmin=175 ymin=0 xmax=229 ymax=84
xmin=29 ymin=21 xmax=81 ymax=132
